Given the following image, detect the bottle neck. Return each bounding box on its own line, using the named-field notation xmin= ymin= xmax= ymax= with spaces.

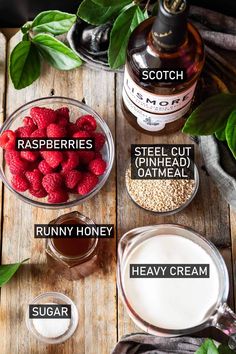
xmin=151 ymin=0 xmax=188 ymax=51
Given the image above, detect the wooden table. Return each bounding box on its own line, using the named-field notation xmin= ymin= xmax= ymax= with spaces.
xmin=0 ymin=31 xmax=235 ymax=354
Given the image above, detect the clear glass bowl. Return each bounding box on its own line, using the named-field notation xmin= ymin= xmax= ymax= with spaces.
xmin=26 ymin=292 xmax=79 ymax=344
xmin=125 ymin=163 xmax=199 ymax=216
xmin=0 ymin=97 xmax=114 ymax=208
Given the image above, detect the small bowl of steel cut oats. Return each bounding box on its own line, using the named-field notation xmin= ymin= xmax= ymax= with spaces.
xmin=125 ymin=164 xmax=199 ymax=215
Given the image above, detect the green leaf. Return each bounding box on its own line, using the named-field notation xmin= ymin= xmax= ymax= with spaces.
xmin=78 ymin=0 xmax=125 ymax=25
xmin=218 ymin=344 xmax=235 ymax=354
xmin=182 ymin=93 xmax=236 ymax=135
xmin=108 ymin=5 xmax=146 ymax=69
xmin=215 ymin=126 xmax=226 ymax=141
xmin=226 ymin=110 xmax=236 ymax=158
xmin=31 ymin=10 xmax=76 ymax=35
xmin=0 ymin=259 xmax=29 ymax=287
xmin=92 ymin=0 xmax=132 ymax=6
xmin=10 ymin=40 xmax=41 ymax=90
xmin=195 ymin=339 xmax=219 ymax=354
xmin=143 ymin=9 xmax=149 ymax=19
xmin=32 ymin=34 xmax=82 ymax=70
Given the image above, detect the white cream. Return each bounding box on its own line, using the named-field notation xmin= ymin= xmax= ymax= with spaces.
xmin=123 ymin=235 xmax=220 ymax=330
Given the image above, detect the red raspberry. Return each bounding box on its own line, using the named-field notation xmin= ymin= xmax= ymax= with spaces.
xmin=26 ymin=169 xmax=43 ymax=190
xmin=16 ymin=126 xmax=35 ymax=137
xmin=41 ymin=151 xmax=63 ymax=168
xmin=48 ymin=190 xmax=69 ymax=203
xmin=23 ymin=116 xmax=37 ymax=128
xmin=67 ymin=123 xmax=79 ymax=136
xmin=38 ymin=160 xmax=54 ymax=175
xmin=78 ymin=151 xmax=95 ymax=165
xmin=57 ymin=116 xmax=69 ymax=127
xmin=56 ymin=107 xmax=69 ymax=118
xmin=30 ymin=107 xmax=57 ymax=129
xmin=47 ymin=123 xmax=67 ymax=138
xmin=88 ymin=158 xmax=106 ymax=176
xmin=5 ymin=150 xmax=20 ymax=165
xmin=73 ymin=131 xmax=90 ymax=139
xmin=8 ymin=155 xmax=28 ymax=175
xmin=20 ymin=151 xmax=39 ymax=162
xmin=0 ymin=130 xmax=16 ymax=150
xmin=76 ymin=115 xmax=97 ymax=132
xmin=29 ymin=187 xmax=47 ymax=198
xmin=11 ymin=175 xmax=29 ymax=192
xmin=64 ymin=170 xmax=82 ymax=189
xmin=61 ymin=152 xmax=79 ymax=173
xmin=30 ymin=128 xmax=46 ymax=138
xmin=77 ymin=172 xmax=98 ymax=195
xmin=93 ymin=132 xmax=105 ymax=151
xmin=42 ymin=173 xmax=63 ymax=193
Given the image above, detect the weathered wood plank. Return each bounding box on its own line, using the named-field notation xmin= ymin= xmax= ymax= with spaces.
xmin=115 ymin=72 xmax=233 ymax=339
xmin=0 ymin=31 xmax=117 ymax=354
xmin=0 ymin=31 xmax=6 ymax=265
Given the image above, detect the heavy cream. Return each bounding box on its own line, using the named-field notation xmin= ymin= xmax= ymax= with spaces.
xmin=123 ymin=235 xmax=220 ymax=330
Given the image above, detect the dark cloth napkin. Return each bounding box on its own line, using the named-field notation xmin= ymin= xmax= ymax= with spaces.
xmin=111 ymin=334 xmax=204 ymax=354
xmin=199 ymin=136 xmax=236 ymax=209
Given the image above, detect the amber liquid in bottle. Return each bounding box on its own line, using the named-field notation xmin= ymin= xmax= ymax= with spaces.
xmin=122 ymin=0 xmax=205 ymax=135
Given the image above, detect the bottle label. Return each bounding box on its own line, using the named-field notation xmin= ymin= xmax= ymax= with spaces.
xmin=122 ymin=67 xmax=197 ymax=132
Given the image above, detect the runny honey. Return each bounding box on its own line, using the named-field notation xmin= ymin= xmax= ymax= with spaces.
xmin=52 ymin=218 xmax=94 ymax=258
xmin=46 ymin=212 xmax=99 ymax=280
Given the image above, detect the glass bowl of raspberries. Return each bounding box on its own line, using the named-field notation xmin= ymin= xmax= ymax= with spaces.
xmin=0 ymin=97 xmax=114 ymax=208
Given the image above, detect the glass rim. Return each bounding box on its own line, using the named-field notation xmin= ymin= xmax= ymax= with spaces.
xmin=117 ymin=223 xmax=229 ymax=336
xmin=0 ymin=96 xmax=114 ymax=209
xmin=25 ymin=291 xmax=79 ymax=344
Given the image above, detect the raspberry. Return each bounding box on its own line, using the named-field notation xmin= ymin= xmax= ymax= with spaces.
xmin=30 ymin=128 xmax=46 ymax=138
xmin=11 ymin=175 xmax=29 ymax=192
xmin=38 ymin=160 xmax=54 ymax=175
xmin=61 ymin=152 xmax=79 ymax=173
xmin=30 ymin=107 xmax=57 ymax=129
xmin=29 ymin=187 xmax=47 ymax=198
xmin=26 ymin=169 xmax=43 ymax=190
xmin=23 ymin=116 xmax=37 ymax=128
xmin=57 ymin=116 xmax=69 ymax=127
xmin=8 ymin=155 xmax=28 ymax=175
xmin=78 ymin=151 xmax=95 ymax=165
xmin=64 ymin=170 xmax=82 ymax=189
xmin=88 ymin=158 xmax=106 ymax=176
xmin=67 ymin=123 xmax=79 ymax=136
xmin=73 ymin=131 xmax=90 ymax=139
xmin=56 ymin=107 xmax=69 ymax=120
xmin=16 ymin=126 xmax=35 ymax=137
xmin=5 ymin=150 xmax=20 ymax=165
xmin=77 ymin=172 xmax=98 ymax=195
xmin=93 ymin=132 xmax=105 ymax=151
xmin=47 ymin=123 xmax=67 ymax=138
xmin=76 ymin=115 xmax=97 ymax=132
xmin=48 ymin=190 xmax=69 ymax=203
xmin=42 ymin=173 xmax=63 ymax=193
xmin=0 ymin=130 xmax=16 ymax=150
xmin=41 ymin=151 xmax=63 ymax=168
xmin=20 ymin=151 xmax=39 ymax=162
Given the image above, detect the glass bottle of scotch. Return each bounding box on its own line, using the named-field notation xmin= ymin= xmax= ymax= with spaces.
xmin=122 ymin=0 xmax=205 ymax=135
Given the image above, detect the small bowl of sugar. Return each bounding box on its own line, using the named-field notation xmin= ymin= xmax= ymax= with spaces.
xmin=26 ymin=292 xmax=79 ymax=344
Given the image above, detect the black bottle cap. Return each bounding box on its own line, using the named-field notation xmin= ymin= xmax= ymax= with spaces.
xmin=152 ymin=0 xmax=189 ymax=49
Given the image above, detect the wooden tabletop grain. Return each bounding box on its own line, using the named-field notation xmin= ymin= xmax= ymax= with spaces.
xmin=0 ymin=31 xmax=235 ymax=354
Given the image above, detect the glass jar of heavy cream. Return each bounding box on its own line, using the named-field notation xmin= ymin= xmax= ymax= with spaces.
xmin=117 ymin=224 xmax=236 ymax=349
